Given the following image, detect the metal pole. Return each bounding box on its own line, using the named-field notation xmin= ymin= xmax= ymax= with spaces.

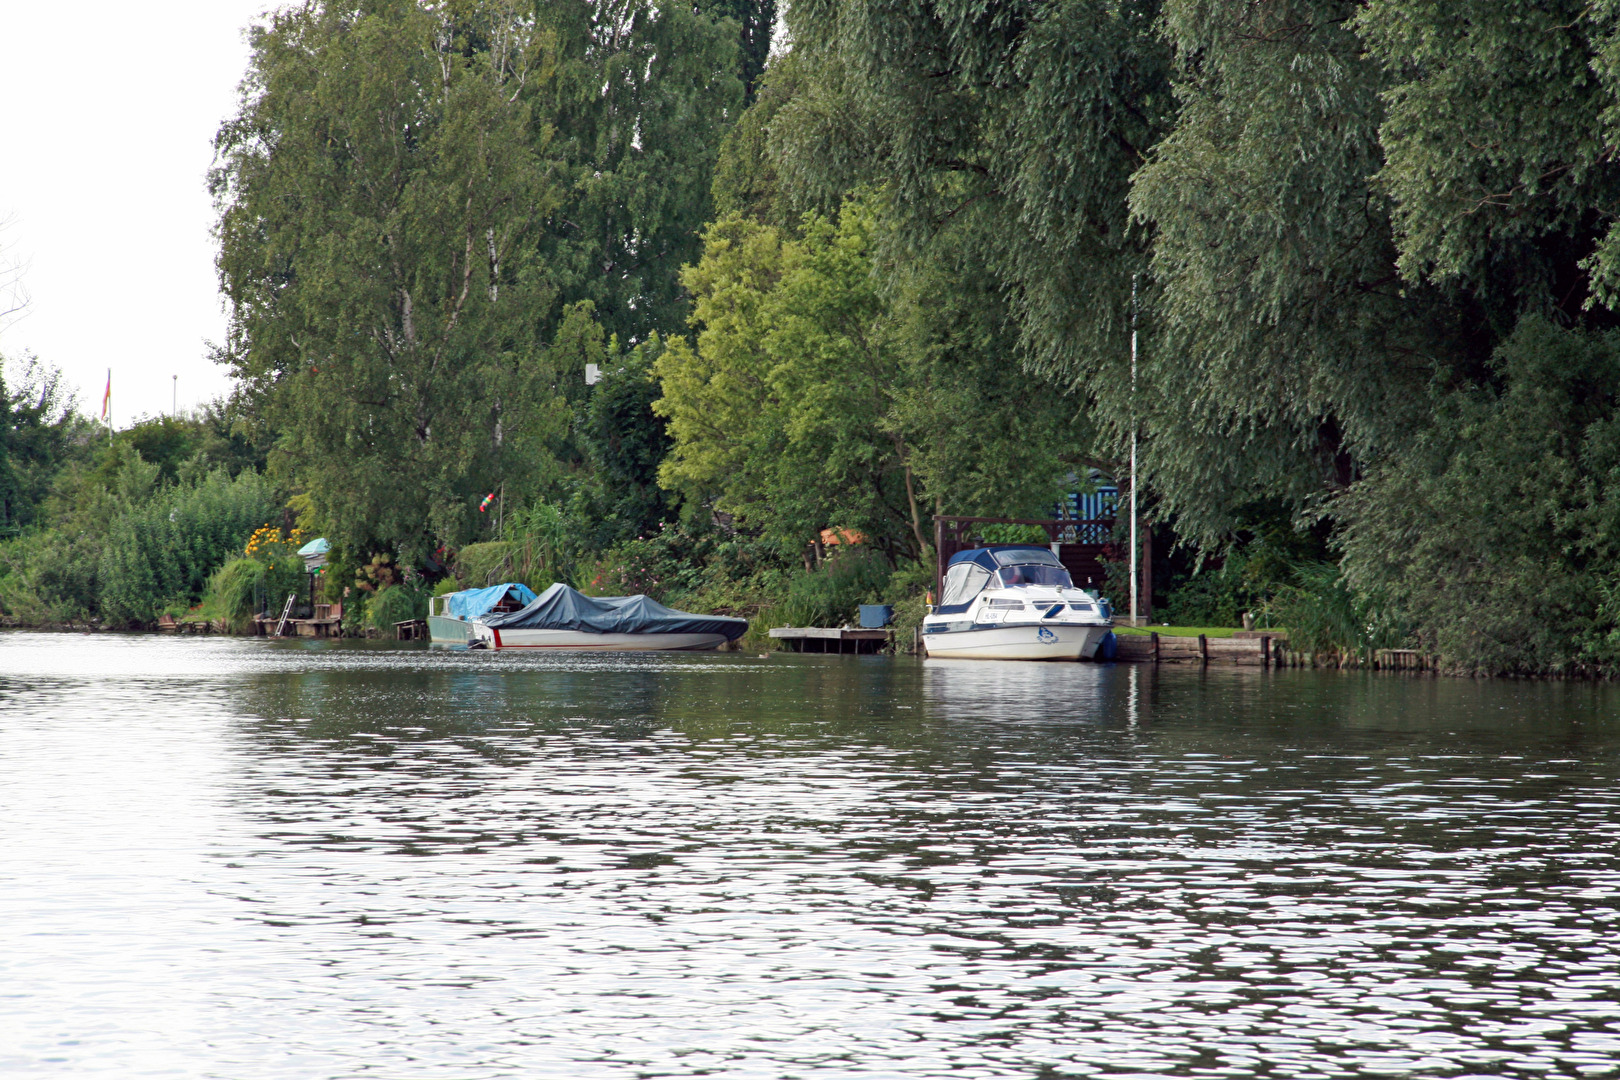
xmin=172 ymin=375 xmax=177 ymax=417
xmin=1130 ymin=275 xmax=1138 ymax=627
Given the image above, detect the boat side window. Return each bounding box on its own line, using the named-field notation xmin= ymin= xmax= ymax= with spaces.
xmin=940 ymin=564 xmax=992 ymax=606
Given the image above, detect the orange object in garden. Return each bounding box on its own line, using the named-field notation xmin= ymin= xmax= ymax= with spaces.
xmin=819 ymin=528 xmax=865 ymax=546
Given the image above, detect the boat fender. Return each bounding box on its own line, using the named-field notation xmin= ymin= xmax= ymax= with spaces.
xmin=1096 ymin=630 xmax=1118 ymax=662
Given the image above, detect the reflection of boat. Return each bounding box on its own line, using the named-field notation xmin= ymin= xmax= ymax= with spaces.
xmin=922 ymin=545 xmax=1113 ymax=661
xmin=470 ymin=583 xmax=748 ymax=651
xmin=428 ymin=582 xmax=537 ymax=645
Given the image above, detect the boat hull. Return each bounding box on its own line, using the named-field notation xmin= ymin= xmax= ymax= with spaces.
xmin=922 ymin=622 xmax=1111 ymax=661
xmin=473 ymin=626 xmax=731 ymax=651
xmin=427 ymin=614 xmax=473 ymax=645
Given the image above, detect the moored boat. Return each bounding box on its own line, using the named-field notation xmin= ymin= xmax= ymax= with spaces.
xmin=922 ymin=545 xmax=1113 ymax=661
xmin=427 ymin=582 xmax=537 ymax=645
xmin=470 ymin=583 xmax=747 ymax=651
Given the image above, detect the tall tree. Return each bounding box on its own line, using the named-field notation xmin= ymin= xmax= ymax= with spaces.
xmin=771 ymin=0 xmax=1172 ymax=385
xmin=535 ymin=0 xmax=744 ymax=345
xmin=215 ymin=1 xmax=572 ymax=558
xmin=654 ymin=195 xmax=1091 ymax=560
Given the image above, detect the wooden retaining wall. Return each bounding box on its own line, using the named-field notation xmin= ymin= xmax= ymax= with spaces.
xmin=1116 ymin=632 xmax=1436 ymax=672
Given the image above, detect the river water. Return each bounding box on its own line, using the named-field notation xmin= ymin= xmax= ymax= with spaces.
xmin=2 ymin=632 xmax=1618 ymax=1079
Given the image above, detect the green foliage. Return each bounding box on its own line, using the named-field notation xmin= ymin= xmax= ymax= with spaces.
xmin=1130 ymin=1 xmax=1443 ymax=542
xmin=1270 ymin=564 xmax=1403 ymax=656
xmin=0 ymin=531 xmax=102 ymax=622
xmin=1339 ymin=316 xmax=1620 ymax=674
xmin=772 ymin=0 xmax=1170 ymax=404
xmin=0 ymin=355 xmax=84 ymax=538
xmin=975 ymin=524 xmax=1050 ymax=545
xmin=655 ymin=195 xmax=1091 ymax=563
xmin=201 ymin=557 xmax=268 ymax=632
xmin=538 ymin=0 xmax=745 ymax=345
xmin=711 ymin=51 xmax=804 ymax=228
xmin=364 ymin=583 xmax=428 ymax=632
xmin=454 ymin=499 xmax=578 ymax=591
xmin=575 ymin=335 xmax=680 ymax=547
xmin=777 ymin=550 xmax=890 ymax=628
xmin=121 ymin=416 xmax=195 ymax=485
xmin=213 ymin=0 xmax=571 ymax=561
xmin=585 ymin=522 xmax=718 ymax=602
xmin=97 ymin=468 xmax=281 ymax=625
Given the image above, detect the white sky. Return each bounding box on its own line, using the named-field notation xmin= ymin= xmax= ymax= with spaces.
xmin=0 ymin=1 xmax=281 ymax=424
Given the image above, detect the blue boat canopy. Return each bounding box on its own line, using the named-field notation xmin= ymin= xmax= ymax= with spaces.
xmin=481 ymin=583 xmax=748 ymax=640
xmin=945 ymin=545 xmax=1062 ymax=570
xmin=443 ymin=582 xmax=538 ymax=619
xmin=937 ymin=545 xmax=1072 ymax=612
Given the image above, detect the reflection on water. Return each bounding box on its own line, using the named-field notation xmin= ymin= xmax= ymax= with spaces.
xmin=2 ymin=632 xmax=1619 ymax=1078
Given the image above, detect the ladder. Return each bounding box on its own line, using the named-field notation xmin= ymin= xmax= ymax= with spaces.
xmin=274 ymin=593 xmax=296 ymax=637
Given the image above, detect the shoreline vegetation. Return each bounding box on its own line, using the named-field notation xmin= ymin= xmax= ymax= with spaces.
xmin=7 ymin=1 xmax=1620 ymax=679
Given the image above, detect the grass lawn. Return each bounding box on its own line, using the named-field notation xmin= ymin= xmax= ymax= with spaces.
xmin=1112 ymin=624 xmax=1259 ymax=638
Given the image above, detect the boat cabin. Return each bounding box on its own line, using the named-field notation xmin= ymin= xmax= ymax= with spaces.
xmin=937 ymin=546 xmax=1080 ymax=612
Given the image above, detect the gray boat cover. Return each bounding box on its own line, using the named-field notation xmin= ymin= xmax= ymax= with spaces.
xmin=480 ymin=583 xmax=748 ymax=640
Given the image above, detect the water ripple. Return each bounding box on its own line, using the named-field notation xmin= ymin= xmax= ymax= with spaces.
xmin=1 ymin=632 xmax=1618 ymax=1078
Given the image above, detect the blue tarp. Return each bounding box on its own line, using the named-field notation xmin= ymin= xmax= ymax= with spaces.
xmin=481 ymin=583 xmax=748 ymax=639
xmin=444 ymin=582 xmax=538 ymax=619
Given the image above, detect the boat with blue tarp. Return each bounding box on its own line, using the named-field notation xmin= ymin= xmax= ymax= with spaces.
xmin=427 ymin=582 xmax=538 ymax=645
xmin=470 ymin=583 xmax=747 ymax=651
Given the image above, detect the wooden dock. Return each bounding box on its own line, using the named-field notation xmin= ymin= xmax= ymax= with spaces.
xmin=769 ymin=627 xmax=892 ymax=654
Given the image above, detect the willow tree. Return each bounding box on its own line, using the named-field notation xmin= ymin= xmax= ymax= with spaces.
xmin=770 ymin=0 xmax=1171 ymax=441
xmin=1137 ymin=0 xmax=1620 ymax=666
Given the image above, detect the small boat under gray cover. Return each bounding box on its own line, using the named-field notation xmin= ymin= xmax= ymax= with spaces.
xmin=471 ymin=583 xmax=748 ymax=651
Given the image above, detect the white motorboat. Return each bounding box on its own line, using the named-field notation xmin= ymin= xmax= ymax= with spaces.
xmin=470 ymin=583 xmax=747 ymax=651
xmin=922 ymin=545 xmax=1114 ymax=661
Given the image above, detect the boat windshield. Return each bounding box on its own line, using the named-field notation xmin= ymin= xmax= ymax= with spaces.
xmin=995 ymin=563 xmax=1073 ymax=589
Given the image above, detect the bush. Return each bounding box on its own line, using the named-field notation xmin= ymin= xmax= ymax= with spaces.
xmin=586 ymin=522 xmax=719 ymax=601
xmin=201 ymin=557 xmax=266 ymax=632
xmin=98 ymin=467 xmax=280 ymax=625
xmin=453 ymin=501 xmax=579 ymax=592
xmin=1270 ymin=563 xmax=1403 ymax=654
xmin=778 ymin=550 xmax=890 ymax=627
xmin=889 ymin=593 xmax=927 ymax=653
xmin=0 ymin=530 xmax=102 ymax=621
xmin=364 ymin=583 xmax=428 ymax=632
xmin=1338 ymin=316 xmax=1620 ymax=673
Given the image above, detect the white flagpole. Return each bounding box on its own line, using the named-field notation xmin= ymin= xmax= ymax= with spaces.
xmin=1130 ymin=276 xmax=1138 ymax=627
